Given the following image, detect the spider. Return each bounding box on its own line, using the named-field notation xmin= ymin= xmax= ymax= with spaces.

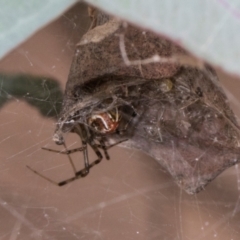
xmin=27 ymin=107 xmax=126 ymax=186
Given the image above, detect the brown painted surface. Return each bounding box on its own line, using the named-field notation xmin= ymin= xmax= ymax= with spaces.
xmin=1 ymin=2 xmax=240 ymax=240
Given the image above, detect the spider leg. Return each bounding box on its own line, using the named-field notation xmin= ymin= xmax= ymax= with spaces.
xmin=62 ymin=142 xmax=78 ymax=174
xmin=99 ymin=139 xmax=110 ymax=160
xmin=105 ymin=139 xmax=128 ymax=150
xmin=97 ymin=139 xmax=128 ymax=151
xmin=27 ymin=142 xmax=81 ymax=184
xmin=42 ymin=147 xmax=85 ymax=155
xmin=26 ymin=142 xmax=97 ymax=186
xmin=93 ymin=138 xmax=128 ymax=160
xmin=26 ymin=165 xmax=89 ymax=186
xmin=88 ymin=139 xmax=103 ymax=166
xmin=82 ymin=140 xmax=90 ymax=173
xmin=55 ymin=141 xmax=103 ymax=186
xmin=27 ymin=127 xmax=125 ymax=186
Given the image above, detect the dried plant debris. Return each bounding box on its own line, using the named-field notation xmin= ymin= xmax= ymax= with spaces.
xmin=52 ymin=12 xmax=240 ymax=193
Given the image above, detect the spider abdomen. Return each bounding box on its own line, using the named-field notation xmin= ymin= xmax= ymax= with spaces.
xmin=88 ymin=111 xmax=119 ymax=134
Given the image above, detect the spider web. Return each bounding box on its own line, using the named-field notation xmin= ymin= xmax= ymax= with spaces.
xmin=0 ymin=2 xmax=240 ymax=240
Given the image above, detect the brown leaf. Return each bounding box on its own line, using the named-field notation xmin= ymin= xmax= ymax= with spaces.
xmin=54 ymin=12 xmax=240 ymax=194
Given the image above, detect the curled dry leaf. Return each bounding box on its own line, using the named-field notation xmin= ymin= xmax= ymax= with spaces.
xmin=53 ymin=11 xmax=240 ymax=194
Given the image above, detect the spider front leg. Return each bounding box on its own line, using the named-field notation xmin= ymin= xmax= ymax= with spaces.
xmin=41 ymin=142 xmax=85 ymax=177
xmin=56 ymin=141 xmax=104 ymax=186
xmin=26 ymin=141 xmax=87 ymax=186
xmin=41 ymin=147 xmax=85 ymax=155
xmin=27 ymin=140 xmax=104 ymax=186
xmin=26 ymin=165 xmax=90 ymax=186
xmin=50 ymin=141 xmax=104 ymax=186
